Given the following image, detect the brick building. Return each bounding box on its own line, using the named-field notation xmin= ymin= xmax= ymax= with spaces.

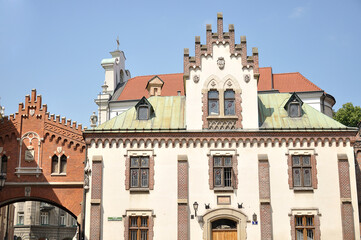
xmin=0 ymin=90 xmax=86 ymax=239
xmin=84 ymin=14 xmax=359 ymax=240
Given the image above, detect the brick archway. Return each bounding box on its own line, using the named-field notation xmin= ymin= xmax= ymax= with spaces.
xmin=0 ymin=90 xmax=86 ymax=234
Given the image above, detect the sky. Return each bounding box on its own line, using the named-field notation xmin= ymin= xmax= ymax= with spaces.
xmin=0 ymin=0 xmax=360 ymax=127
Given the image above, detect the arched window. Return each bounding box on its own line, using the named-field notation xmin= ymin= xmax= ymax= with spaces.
xmin=208 ymin=90 xmax=219 ymax=115
xmin=51 ymin=155 xmax=58 ymax=174
xmin=224 ymin=89 xmax=235 ymax=115
xmin=60 ymin=154 xmax=67 ymax=174
xmin=51 ymin=154 xmax=67 ymax=174
xmin=1 ymin=155 xmax=8 ymax=174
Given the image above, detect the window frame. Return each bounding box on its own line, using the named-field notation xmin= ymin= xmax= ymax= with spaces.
xmin=288 ymin=150 xmax=317 ymax=190
xmin=130 ymin=156 xmax=150 ymax=189
xmin=213 ymin=156 xmax=233 ymax=188
xmin=60 ymin=214 xmax=66 ymax=226
xmin=292 ymin=155 xmax=312 ymax=188
xmin=17 ymin=212 xmax=24 ymax=225
xmin=208 ymin=151 xmax=238 ymax=191
xmin=224 ymin=89 xmax=235 ymax=116
xmin=129 ymin=216 xmax=149 ymax=240
xmin=208 ymin=90 xmax=220 ymax=116
xmin=1 ymin=155 xmax=7 ymax=174
xmin=51 ymin=154 xmax=67 ymax=175
xmin=137 ymin=105 xmax=149 ymax=120
xmin=294 ymin=215 xmax=315 ymax=240
xmin=289 ymin=102 xmax=301 ymax=118
xmin=40 ymin=212 xmax=49 ymax=225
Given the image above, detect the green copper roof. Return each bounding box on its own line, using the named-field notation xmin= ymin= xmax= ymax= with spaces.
xmin=96 ymin=96 xmax=186 ymax=130
xmin=258 ymin=93 xmax=347 ymax=129
xmin=95 ymin=93 xmax=348 ymax=132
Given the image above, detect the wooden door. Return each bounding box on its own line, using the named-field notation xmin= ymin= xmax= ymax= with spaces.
xmin=212 ymin=229 xmax=237 ymax=240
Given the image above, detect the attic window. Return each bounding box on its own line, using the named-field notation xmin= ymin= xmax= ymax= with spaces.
xmin=284 ymin=93 xmax=304 ymax=118
xmin=135 ymin=97 xmax=154 ymax=121
xmin=289 ymin=102 xmax=301 ymax=118
xmin=138 ymin=105 xmax=149 ymax=120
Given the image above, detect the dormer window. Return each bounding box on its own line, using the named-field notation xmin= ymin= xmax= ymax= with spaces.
xmin=289 ymin=102 xmax=301 ymax=117
xmin=208 ymin=90 xmax=219 ymax=115
xmin=138 ymin=105 xmax=149 ymax=120
xmin=285 ymin=92 xmax=303 ymax=118
xmin=135 ymin=97 xmax=154 ymax=121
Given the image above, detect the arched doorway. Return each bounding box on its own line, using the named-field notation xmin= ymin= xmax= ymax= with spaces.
xmin=202 ymin=208 xmax=247 ymax=240
xmin=212 ymin=219 xmax=237 ymax=240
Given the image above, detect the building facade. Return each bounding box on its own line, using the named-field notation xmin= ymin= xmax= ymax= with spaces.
xmin=84 ymin=14 xmax=359 ymax=240
xmin=12 ymin=201 xmax=77 ymax=240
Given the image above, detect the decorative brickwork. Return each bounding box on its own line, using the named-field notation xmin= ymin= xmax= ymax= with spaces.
xmin=338 ymin=154 xmax=355 ymax=240
xmin=184 ymin=13 xmax=259 ymax=80
xmin=90 ymin=156 xmax=103 ymax=240
xmin=177 ymin=155 xmax=189 ymax=240
xmin=258 ymin=154 xmax=273 ymax=240
xmin=0 ymin=89 xmax=85 ymax=220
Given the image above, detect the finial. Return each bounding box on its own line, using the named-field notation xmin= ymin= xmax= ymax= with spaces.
xmin=116 ymin=36 xmax=120 ymax=50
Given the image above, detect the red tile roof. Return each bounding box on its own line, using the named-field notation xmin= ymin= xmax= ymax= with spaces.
xmin=258 ymin=67 xmax=322 ymax=92
xmin=117 ymin=73 xmax=184 ymax=101
xmin=116 ymin=68 xmax=322 ymax=101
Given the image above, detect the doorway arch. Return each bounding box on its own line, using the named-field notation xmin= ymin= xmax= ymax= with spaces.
xmin=202 ymin=208 xmax=248 ymax=240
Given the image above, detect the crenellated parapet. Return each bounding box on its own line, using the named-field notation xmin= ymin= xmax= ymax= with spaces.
xmin=183 ymin=13 xmax=259 ymax=80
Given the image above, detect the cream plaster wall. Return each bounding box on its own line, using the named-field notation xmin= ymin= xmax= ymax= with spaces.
xmin=85 ymin=138 xmax=359 ymax=239
xmin=186 ymin=44 xmax=258 ymax=130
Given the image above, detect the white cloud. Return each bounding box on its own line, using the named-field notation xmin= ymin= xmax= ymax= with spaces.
xmin=289 ymin=7 xmax=305 ymax=19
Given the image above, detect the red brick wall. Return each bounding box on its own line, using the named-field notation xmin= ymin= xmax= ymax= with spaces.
xmin=338 ymin=154 xmax=355 ymax=240
xmin=90 ymin=156 xmax=103 ymax=240
xmin=177 ymin=155 xmax=189 ymax=240
xmin=258 ymin=155 xmax=273 ymax=239
xmin=0 ymin=90 xmax=85 ymax=217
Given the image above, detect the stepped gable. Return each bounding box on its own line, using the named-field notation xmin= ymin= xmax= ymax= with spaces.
xmin=183 ymin=13 xmax=259 ymax=80
xmin=0 ymin=89 xmax=85 ymax=151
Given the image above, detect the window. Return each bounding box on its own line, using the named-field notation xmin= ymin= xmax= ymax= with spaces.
xmin=213 ymin=156 xmax=232 ymax=188
xmin=71 ymin=217 xmax=77 ymax=227
xmin=40 ymin=212 xmax=49 ymax=225
xmin=292 ymin=155 xmax=312 ymax=188
xmin=129 ymin=216 xmax=148 ymax=240
xmin=130 ymin=156 xmax=149 ymax=188
xmin=208 ymin=90 xmax=219 ymax=115
xmin=289 ymin=103 xmax=301 ymax=118
xmin=294 ymin=215 xmax=314 ymax=240
xmin=17 ymin=212 xmax=24 ymax=225
xmin=60 ymin=214 xmax=65 ymax=226
xmin=51 ymin=154 xmax=67 ymax=174
xmin=138 ymin=106 xmax=149 ymax=120
xmin=1 ymin=155 xmax=7 ymax=174
xmin=224 ymin=90 xmax=235 ymax=115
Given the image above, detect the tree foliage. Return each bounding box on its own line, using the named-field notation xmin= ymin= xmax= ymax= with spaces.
xmin=333 ymin=102 xmax=361 ymax=127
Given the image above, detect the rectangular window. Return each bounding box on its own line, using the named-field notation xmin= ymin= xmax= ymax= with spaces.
xmin=129 ymin=216 xmax=148 ymax=240
xmin=292 ymin=155 xmax=312 ymax=188
xmin=208 ymin=90 xmax=219 ymax=115
xmin=295 ymin=215 xmax=314 ymax=240
xmin=1 ymin=155 xmax=8 ymax=174
xmin=213 ymin=156 xmax=232 ymax=188
xmin=17 ymin=212 xmax=24 ymax=225
xmin=60 ymin=214 xmax=65 ymax=226
xmin=40 ymin=212 xmax=49 ymax=225
xmin=130 ymin=156 xmax=149 ymax=188
xmin=138 ymin=106 xmax=149 ymax=120
xmin=289 ymin=103 xmax=301 ymax=117
xmin=224 ymin=90 xmax=235 ymax=115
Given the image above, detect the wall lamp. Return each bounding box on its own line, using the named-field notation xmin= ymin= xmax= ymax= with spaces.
xmin=253 ymin=213 xmax=257 ymax=222
xmin=193 ymin=201 xmax=199 ymax=217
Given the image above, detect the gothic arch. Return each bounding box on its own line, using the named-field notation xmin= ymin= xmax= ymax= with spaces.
xmin=222 ymin=74 xmax=241 ymax=90
xmin=202 ymin=207 xmax=248 ymax=240
xmin=203 ymin=75 xmax=222 ymax=90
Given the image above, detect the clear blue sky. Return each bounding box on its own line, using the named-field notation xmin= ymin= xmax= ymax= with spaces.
xmin=0 ymin=0 xmax=360 ymax=127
